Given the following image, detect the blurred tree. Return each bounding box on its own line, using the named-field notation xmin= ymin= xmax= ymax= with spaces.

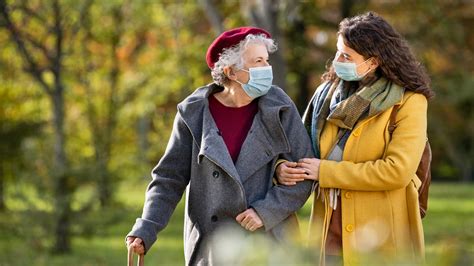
xmin=0 ymin=83 xmax=43 ymax=211
xmin=0 ymin=16 xmax=51 ymax=241
xmin=0 ymin=121 xmax=41 ymax=211
xmin=282 ymin=0 xmax=341 ymax=112
xmin=0 ymin=0 xmax=76 ymax=252
xmin=0 ymin=0 xmax=71 ymax=251
xmin=73 ymin=0 xmax=132 ymax=208
xmin=199 ymin=0 xmax=224 ymax=34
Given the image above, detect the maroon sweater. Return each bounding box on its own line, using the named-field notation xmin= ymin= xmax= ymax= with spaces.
xmin=208 ymin=94 xmax=258 ymax=162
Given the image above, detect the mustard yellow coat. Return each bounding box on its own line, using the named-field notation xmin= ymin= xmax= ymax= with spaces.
xmin=309 ymin=91 xmax=427 ymax=265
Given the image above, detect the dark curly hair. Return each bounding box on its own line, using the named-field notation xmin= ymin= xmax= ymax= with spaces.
xmin=322 ymin=11 xmax=434 ymax=99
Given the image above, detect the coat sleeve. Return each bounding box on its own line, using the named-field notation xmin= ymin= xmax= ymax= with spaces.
xmin=319 ymin=93 xmax=427 ymax=191
xmin=126 ymin=111 xmax=192 ymax=253
xmin=251 ymin=101 xmax=314 ymax=231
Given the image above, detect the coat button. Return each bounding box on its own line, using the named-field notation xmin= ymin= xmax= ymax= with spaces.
xmin=344 ymin=191 xmax=352 ymax=199
xmin=352 ymin=129 xmax=361 ymax=137
xmin=211 ymin=215 xmax=218 ymax=222
xmin=345 ymin=224 xmax=354 ymax=232
xmin=212 ymin=171 xmax=219 ymax=178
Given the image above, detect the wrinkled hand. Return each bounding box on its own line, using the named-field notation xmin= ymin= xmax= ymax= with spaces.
xmin=297 ymin=158 xmax=321 ymax=181
xmin=236 ymin=208 xmax=263 ymax=232
xmin=126 ymin=236 xmax=145 ymax=255
xmin=276 ymin=161 xmax=308 ymax=185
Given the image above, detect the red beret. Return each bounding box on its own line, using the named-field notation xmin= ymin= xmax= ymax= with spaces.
xmin=206 ymin=26 xmax=271 ymax=69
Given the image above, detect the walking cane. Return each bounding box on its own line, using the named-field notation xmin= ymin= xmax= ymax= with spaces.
xmin=127 ymin=245 xmax=144 ymax=266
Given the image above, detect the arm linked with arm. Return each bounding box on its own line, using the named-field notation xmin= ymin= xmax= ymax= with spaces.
xmin=251 ymin=102 xmax=315 ymax=231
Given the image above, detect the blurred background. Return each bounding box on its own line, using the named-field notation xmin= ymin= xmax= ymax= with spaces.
xmin=0 ymin=0 xmax=472 ymax=265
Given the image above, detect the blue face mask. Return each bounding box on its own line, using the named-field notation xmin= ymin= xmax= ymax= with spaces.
xmin=333 ymin=57 xmax=372 ymax=81
xmin=236 ymin=66 xmax=273 ymax=99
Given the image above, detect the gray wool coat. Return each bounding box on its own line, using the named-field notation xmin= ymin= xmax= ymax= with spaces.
xmin=127 ymin=83 xmax=314 ymax=265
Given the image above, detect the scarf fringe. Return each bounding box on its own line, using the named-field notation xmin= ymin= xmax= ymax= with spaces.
xmin=319 ymin=188 xmax=334 ymax=266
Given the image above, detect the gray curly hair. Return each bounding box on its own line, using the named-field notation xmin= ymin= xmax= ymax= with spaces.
xmin=211 ymin=34 xmax=277 ymax=86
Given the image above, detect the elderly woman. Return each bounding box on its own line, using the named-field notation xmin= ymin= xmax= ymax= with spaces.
xmin=276 ymin=12 xmax=434 ymax=265
xmin=126 ymin=27 xmax=313 ymax=265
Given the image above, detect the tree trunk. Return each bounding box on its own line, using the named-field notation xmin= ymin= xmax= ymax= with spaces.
xmin=199 ymin=0 xmax=224 ymax=34
xmin=97 ymin=6 xmax=123 ymax=207
xmin=0 ymin=161 xmax=5 ymax=211
xmin=461 ymin=160 xmax=472 ymax=183
xmin=433 ymin=119 xmax=472 ymax=182
xmin=285 ymin=9 xmax=310 ymax=113
xmin=296 ymin=72 xmax=310 ymax=115
xmin=51 ymin=0 xmax=71 ymax=252
xmin=98 ymin=157 xmax=111 ymax=207
xmin=340 ymin=0 xmax=355 ymax=18
xmin=51 ymin=87 xmax=71 ymax=253
xmin=260 ymin=0 xmax=287 ymax=90
xmin=137 ymin=115 xmax=150 ymax=163
xmin=466 ymin=137 xmax=474 ymax=182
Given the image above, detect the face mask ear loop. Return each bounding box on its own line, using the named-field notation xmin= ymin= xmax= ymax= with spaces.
xmin=234 ymin=68 xmax=250 ymax=86
xmin=235 ymin=79 xmax=247 ymax=87
xmin=358 ymin=57 xmax=374 ymax=77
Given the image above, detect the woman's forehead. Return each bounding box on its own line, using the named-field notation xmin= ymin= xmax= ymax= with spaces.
xmin=243 ymin=43 xmax=269 ymax=58
xmin=336 ymin=35 xmax=361 ymax=58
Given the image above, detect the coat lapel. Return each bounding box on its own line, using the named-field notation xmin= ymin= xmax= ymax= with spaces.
xmin=198 ymin=105 xmax=241 ymax=182
xmin=179 ymin=84 xmax=241 ymax=183
xmin=235 ymin=99 xmax=291 ymax=183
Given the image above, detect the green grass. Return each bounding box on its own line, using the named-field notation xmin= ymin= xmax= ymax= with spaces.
xmin=422 ymin=184 xmax=474 ymax=266
xmin=0 ymin=182 xmax=472 ymax=265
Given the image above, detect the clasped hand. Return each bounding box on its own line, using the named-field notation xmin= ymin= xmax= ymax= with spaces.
xmin=236 ymin=208 xmax=263 ymax=231
xmin=276 ymin=158 xmax=321 ymax=185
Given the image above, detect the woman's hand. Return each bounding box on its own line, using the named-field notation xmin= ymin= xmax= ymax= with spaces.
xmin=276 ymin=161 xmax=308 ymax=185
xmin=126 ymin=236 xmax=145 ymax=255
xmin=297 ymin=158 xmax=321 ymax=181
xmin=236 ymin=208 xmax=263 ymax=232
